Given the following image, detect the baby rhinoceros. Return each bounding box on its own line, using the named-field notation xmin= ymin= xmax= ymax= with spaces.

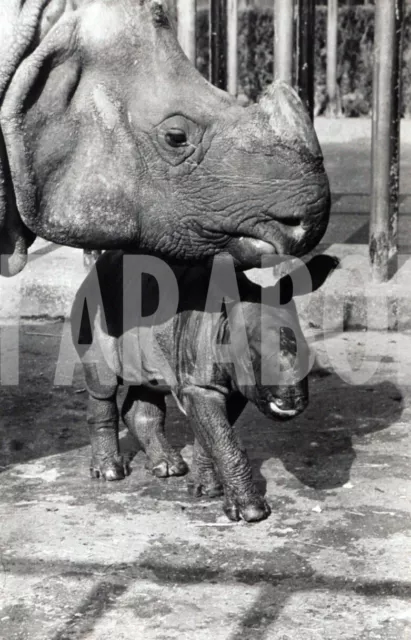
xmin=71 ymin=251 xmax=338 ymax=522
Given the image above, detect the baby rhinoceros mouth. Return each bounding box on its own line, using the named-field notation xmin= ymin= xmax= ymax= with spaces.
xmin=269 ymin=394 xmax=308 ymax=421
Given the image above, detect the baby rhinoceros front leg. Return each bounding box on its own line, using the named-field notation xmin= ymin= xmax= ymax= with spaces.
xmin=183 ymin=387 xmax=271 ymax=523
xmin=187 ymin=393 xmax=247 ymax=499
xmin=122 ymin=386 xmax=188 ymax=478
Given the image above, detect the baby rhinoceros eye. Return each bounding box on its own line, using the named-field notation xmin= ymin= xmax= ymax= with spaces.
xmin=165 ymin=128 xmax=188 ymax=147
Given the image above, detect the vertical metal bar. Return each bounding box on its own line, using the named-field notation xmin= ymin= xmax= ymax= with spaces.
xmin=326 ymin=0 xmax=338 ymax=115
xmin=296 ymin=0 xmax=315 ymax=120
xmin=177 ymin=0 xmax=197 ymax=65
xmin=227 ymin=0 xmax=238 ymax=95
xmin=274 ymin=0 xmax=294 ymax=85
xmin=370 ymin=0 xmax=404 ymax=283
xmin=210 ymin=0 xmax=228 ymax=89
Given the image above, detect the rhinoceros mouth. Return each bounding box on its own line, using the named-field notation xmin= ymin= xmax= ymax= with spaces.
xmin=225 ymin=235 xmax=277 ymax=268
xmin=269 ymin=401 xmax=300 ymax=419
xmin=236 ymin=236 xmax=277 ymax=255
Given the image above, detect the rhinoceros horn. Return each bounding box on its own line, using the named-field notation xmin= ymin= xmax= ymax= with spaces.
xmin=259 ymin=81 xmax=322 ymax=159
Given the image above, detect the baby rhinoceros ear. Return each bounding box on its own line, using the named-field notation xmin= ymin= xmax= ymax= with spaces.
xmin=278 ymin=254 xmax=339 ymax=304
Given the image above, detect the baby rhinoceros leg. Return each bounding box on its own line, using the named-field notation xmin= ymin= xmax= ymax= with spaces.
xmin=87 ymin=390 xmax=130 ymax=482
xmin=183 ymin=388 xmax=271 ymax=523
xmin=122 ymin=386 xmax=188 ymax=478
xmin=187 ymin=393 xmax=247 ymax=499
xmin=187 ymin=438 xmax=223 ymax=498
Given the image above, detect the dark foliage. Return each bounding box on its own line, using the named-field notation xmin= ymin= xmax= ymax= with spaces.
xmin=195 ymin=5 xmax=411 ymax=117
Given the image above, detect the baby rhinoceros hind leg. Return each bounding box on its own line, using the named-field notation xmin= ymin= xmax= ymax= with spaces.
xmin=122 ymin=386 xmax=188 ymax=478
xmin=187 ymin=439 xmax=223 ymax=498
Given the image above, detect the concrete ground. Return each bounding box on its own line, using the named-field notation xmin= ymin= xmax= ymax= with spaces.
xmin=1 ymin=118 xmax=411 ymax=639
xmin=0 ymin=322 xmax=411 ymax=639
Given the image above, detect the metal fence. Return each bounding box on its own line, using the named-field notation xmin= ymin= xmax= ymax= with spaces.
xmin=175 ymin=0 xmax=405 ymax=282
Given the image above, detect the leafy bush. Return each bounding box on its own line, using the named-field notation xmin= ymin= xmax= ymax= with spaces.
xmin=195 ymin=5 xmax=411 ymax=117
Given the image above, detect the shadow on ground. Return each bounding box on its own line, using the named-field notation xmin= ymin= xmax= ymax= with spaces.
xmin=242 ymin=372 xmax=404 ymax=495
xmin=0 ymin=325 xmax=404 ymax=501
xmin=0 ymin=324 xmax=409 ymax=639
xmin=2 ymin=549 xmax=410 ymax=640
xmin=136 ymin=368 xmax=403 ymax=499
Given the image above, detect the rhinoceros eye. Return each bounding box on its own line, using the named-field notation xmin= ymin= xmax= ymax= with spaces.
xmin=156 ymin=115 xmax=202 ymax=165
xmin=165 ymin=128 xmax=187 ymax=147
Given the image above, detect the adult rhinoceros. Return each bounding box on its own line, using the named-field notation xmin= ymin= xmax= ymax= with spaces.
xmin=0 ymin=0 xmax=330 ymax=277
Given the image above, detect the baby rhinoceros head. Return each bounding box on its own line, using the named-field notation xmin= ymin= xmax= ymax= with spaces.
xmin=231 ymin=303 xmax=310 ymax=421
xmin=262 ymin=323 xmax=309 ymax=421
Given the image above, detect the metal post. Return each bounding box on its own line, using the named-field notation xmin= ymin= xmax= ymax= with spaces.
xmin=227 ymin=0 xmax=238 ymax=95
xmin=210 ymin=0 xmax=227 ymax=90
xmin=296 ymin=0 xmax=315 ymax=121
xmin=274 ymin=0 xmax=294 ymax=85
xmin=177 ymin=0 xmax=197 ymax=65
xmin=370 ymin=0 xmax=404 ymax=283
xmin=326 ymin=0 xmax=338 ymax=115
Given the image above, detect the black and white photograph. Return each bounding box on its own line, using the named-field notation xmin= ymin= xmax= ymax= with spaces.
xmin=0 ymin=0 xmax=410 ymax=637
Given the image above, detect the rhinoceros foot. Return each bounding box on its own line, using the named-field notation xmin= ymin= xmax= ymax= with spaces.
xmin=89 ymin=455 xmax=130 ymax=481
xmin=223 ymin=493 xmax=271 ymax=523
xmin=145 ymin=452 xmax=188 ymax=478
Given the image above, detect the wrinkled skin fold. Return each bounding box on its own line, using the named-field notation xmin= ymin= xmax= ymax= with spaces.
xmin=0 ymin=0 xmax=330 ymax=276
xmin=71 ymin=252 xmax=338 ymax=522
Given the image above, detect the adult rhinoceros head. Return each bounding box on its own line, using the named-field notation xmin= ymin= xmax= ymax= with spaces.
xmin=0 ymin=0 xmax=330 ymax=276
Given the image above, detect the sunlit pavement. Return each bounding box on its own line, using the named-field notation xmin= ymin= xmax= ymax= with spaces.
xmin=0 ymin=322 xmax=410 ymax=639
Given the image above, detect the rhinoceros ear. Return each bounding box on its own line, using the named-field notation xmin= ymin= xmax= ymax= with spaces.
xmin=0 ymin=0 xmax=76 ymax=276
xmin=0 ymin=128 xmax=36 ymax=276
